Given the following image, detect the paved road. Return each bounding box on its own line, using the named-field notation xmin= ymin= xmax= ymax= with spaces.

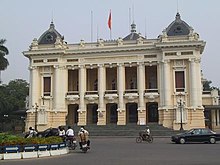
xmin=1 ymin=137 xmax=220 ymax=165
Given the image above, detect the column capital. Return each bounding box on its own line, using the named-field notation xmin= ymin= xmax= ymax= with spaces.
xmin=162 ymin=59 xmax=170 ymax=64
xmin=117 ymin=63 xmax=124 ymax=67
xmin=97 ymin=64 xmax=104 ymax=68
xmin=28 ymin=66 xmax=38 ymax=70
xmin=79 ymin=64 xmax=85 ymax=69
xmin=189 ymin=58 xmax=201 ymax=63
xmin=137 ymin=62 xmax=145 ymax=66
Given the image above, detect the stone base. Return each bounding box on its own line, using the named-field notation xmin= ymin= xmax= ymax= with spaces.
xmin=22 ymin=151 xmax=38 ymax=159
xmin=38 ymin=150 xmax=50 ymax=157
xmin=3 ymin=153 xmax=21 ymax=160
xmin=50 ymin=150 xmax=61 ymax=156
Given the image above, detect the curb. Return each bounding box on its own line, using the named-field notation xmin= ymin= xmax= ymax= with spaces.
xmin=0 ymin=143 xmax=69 ymax=160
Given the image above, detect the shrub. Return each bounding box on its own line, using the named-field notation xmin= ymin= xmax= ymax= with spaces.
xmin=0 ymin=133 xmax=63 ymax=146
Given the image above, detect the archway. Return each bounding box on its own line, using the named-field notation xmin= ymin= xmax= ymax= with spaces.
xmin=106 ymin=103 xmax=118 ymax=124
xmin=87 ymin=104 xmax=98 ymax=124
xmin=146 ymin=102 xmax=158 ymax=123
xmin=66 ymin=104 xmax=79 ymax=126
xmin=126 ymin=103 xmax=138 ymax=124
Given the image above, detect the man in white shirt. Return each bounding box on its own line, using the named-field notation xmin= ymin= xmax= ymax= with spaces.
xmin=66 ymin=126 xmax=74 ymax=137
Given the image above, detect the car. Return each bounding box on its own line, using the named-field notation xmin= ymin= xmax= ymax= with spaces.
xmin=171 ymin=128 xmax=220 ymax=144
xmin=37 ymin=128 xmax=59 ymax=137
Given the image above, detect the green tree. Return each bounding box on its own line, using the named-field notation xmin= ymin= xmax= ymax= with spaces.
xmin=0 ymin=79 xmax=29 ymax=116
xmin=0 ymin=39 xmax=9 ymax=84
xmin=203 ymin=80 xmax=212 ymax=91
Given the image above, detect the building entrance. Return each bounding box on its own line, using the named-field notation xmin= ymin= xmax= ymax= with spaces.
xmin=146 ymin=102 xmax=158 ymax=123
xmin=67 ymin=104 xmax=78 ymax=126
xmin=106 ymin=103 xmax=118 ymax=124
xmin=87 ymin=104 xmax=98 ymax=124
xmin=126 ymin=103 xmax=138 ymax=124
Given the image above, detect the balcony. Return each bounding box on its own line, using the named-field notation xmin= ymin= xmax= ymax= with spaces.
xmin=85 ymin=91 xmax=99 ymax=103
xmin=124 ymin=89 xmax=138 ymax=102
xmin=104 ymin=90 xmax=118 ymax=103
xmin=144 ymin=89 xmax=159 ymax=101
xmin=65 ymin=91 xmax=79 ymax=102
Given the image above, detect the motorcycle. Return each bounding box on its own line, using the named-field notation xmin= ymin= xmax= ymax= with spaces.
xmin=66 ymin=136 xmax=77 ymax=150
xmin=136 ymin=134 xmax=153 ymax=143
xmin=80 ymin=140 xmax=90 ymax=153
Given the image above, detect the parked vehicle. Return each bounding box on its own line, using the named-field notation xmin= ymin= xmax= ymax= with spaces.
xmin=171 ymin=128 xmax=220 ymax=144
xmin=136 ymin=134 xmax=153 ymax=143
xmin=37 ymin=128 xmax=59 ymax=137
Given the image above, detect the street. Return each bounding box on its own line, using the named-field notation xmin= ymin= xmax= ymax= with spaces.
xmin=1 ymin=137 xmax=220 ymax=165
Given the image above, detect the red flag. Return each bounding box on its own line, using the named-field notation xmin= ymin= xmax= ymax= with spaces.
xmin=108 ymin=10 xmax=112 ymax=30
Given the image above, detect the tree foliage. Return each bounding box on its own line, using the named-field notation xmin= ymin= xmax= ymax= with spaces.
xmin=0 ymin=39 xmax=9 ymax=71
xmin=0 ymin=79 xmax=29 ymax=117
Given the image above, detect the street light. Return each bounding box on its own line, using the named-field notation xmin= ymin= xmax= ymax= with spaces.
xmin=177 ymin=93 xmax=184 ymax=131
xmin=34 ymin=103 xmax=39 ymax=131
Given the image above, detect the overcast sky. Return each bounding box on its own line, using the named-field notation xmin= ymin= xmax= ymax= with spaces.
xmin=1 ymin=0 xmax=220 ymax=87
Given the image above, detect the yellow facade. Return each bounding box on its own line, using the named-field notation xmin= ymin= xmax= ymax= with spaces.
xmin=23 ymin=13 xmax=219 ymax=131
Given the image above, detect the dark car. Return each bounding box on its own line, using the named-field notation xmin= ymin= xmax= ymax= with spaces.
xmin=37 ymin=128 xmax=59 ymax=137
xmin=171 ymin=128 xmax=220 ymax=144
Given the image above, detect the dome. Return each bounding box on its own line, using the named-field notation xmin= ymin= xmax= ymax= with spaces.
xmin=166 ymin=13 xmax=192 ymax=36
xmin=38 ymin=21 xmax=64 ymax=45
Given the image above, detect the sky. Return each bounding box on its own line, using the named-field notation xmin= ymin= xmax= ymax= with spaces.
xmin=1 ymin=0 xmax=220 ymax=87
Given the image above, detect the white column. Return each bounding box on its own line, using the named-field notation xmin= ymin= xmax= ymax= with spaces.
xmin=98 ymin=64 xmax=106 ymax=111
xmin=189 ymin=59 xmax=197 ymax=108
xmin=53 ymin=65 xmax=67 ymax=111
xmin=137 ymin=63 xmax=145 ymax=111
xmin=30 ymin=66 xmax=40 ymax=108
xmin=163 ymin=60 xmax=171 ymax=108
xmin=195 ymin=58 xmax=203 ymax=107
xmin=117 ymin=63 xmax=125 ymax=111
xmin=79 ymin=65 xmax=86 ymax=112
xmin=158 ymin=62 xmax=164 ymax=107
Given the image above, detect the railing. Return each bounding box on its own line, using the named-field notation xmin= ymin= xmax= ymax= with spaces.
xmin=105 ymin=90 xmax=117 ymax=94
xmin=85 ymin=91 xmax=98 ymax=95
xmin=144 ymin=89 xmax=158 ymax=93
xmin=43 ymin=92 xmax=51 ymax=97
xmin=202 ymin=91 xmax=211 ymax=95
xmin=66 ymin=91 xmax=79 ymax=95
xmin=124 ymin=89 xmax=138 ymax=94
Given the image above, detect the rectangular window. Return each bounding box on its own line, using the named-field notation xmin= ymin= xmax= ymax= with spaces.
xmin=44 ymin=77 xmax=51 ymax=96
xmin=145 ymin=66 xmax=157 ymax=89
xmin=175 ymin=71 xmax=185 ymax=92
xmin=68 ymin=70 xmax=78 ymax=91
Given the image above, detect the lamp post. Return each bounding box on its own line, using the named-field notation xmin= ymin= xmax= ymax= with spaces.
xmin=34 ymin=103 xmax=39 ymax=131
xmin=177 ymin=93 xmax=184 ymax=131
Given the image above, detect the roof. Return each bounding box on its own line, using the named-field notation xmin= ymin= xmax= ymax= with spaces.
xmin=165 ymin=12 xmax=192 ymax=36
xmin=38 ymin=21 xmax=64 ymax=45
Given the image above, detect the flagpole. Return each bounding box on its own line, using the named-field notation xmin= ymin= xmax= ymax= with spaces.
xmin=108 ymin=9 xmax=112 ymax=40
xmin=91 ymin=10 xmax=93 ymax=42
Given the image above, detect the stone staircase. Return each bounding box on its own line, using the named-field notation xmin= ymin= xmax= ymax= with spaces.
xmin=73 ymin=123 xmax=182 ymax=137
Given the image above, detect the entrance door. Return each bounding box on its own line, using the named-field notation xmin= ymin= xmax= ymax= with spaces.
xmin=87 ymin=104 xmax=98 ymax=124
xmin=126 ymin=103 xmax=138 ymax=123
xmin=106 ymin=103 xmax=118 ymax=124
xmin=67 ymin=104 xmax=79 ymax=126
xmin=147 ymin=103 xmax=158 ymax=122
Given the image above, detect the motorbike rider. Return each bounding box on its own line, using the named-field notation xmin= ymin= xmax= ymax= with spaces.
xmin=66 ymin=126 xmax=75 ymax=143
xmin=26 ymin=127 xmax=37 ymax=138
xmin=78 ymin=126 xmax=90 ymax=149
xmin=58 ymin=126 xmax=66 ymax=141
xmin=139 ymin=125 xmax=151 ymax=140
